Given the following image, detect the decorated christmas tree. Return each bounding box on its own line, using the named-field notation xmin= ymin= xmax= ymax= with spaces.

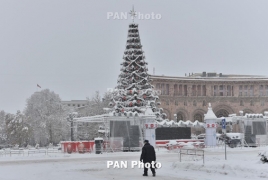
xmin=109 ymin=23 xmax=166 ymax=121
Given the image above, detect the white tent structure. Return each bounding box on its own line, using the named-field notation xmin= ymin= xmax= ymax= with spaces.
xmin=72 ymin=105 xmax=157 ymax=151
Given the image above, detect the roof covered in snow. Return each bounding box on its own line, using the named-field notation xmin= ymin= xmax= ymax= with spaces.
xmin=156 ymin=120 xmax=205 ymax=127
xmin=204 ymin=103 xmax=217 ymax=119
xmin=151 ymin=72 xmax=268 ymax=82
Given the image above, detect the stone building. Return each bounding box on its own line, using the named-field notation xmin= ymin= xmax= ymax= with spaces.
xmin=151 ymin=72 xmax=268 ymax=122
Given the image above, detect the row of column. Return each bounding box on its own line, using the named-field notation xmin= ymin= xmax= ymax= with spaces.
xmin=155 ymin=83 xmax=268 ymax=97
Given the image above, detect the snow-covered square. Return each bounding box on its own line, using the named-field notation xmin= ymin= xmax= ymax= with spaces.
xmin=1 ymin=146 xmax=268 ymax=180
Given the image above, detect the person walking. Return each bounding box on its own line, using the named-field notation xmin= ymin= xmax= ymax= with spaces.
xmin=140 ymin=140 xmax=156 ymax=177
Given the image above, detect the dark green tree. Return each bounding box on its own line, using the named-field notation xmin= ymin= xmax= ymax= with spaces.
xmin=109 ymin=24 xmax=165 ymax=120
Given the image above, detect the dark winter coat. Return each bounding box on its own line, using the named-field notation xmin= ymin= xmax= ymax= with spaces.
xmin=140 ymin=143 xmax=156 ymax=163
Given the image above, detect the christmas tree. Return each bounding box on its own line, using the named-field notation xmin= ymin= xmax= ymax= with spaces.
xmin=109 ymin=23 xmax=166 ymax=121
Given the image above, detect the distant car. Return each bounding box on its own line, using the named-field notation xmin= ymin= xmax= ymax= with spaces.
xmin=197 ymin=134 xmax=206 ymax=139
xmin=219 ymin=134 xmax=241 ymax=148
xmin=227 ymin=139 xmax=241 ymax=148
xmin=166 ymin=140 xmax=177 ymax=146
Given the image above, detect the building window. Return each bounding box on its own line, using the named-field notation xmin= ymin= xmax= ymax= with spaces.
xmin=161 ymin=84 xmax=169 ymax=95
xmin=166 ymin=84 xmax=169 ymax=95
xmin=266 ymin=85 xmax=268 ymax=96
xmin=260 ymin=85 xmax=264 ymax=96
xmin=179 ymin=85 xmax=183 ymax=96
xmin=73 ymin=104 xmax=75 ymax=106
xmin=202 ymin=85 xmax=206 ymax=96
xmin=192 ymin=85 xmax=196 ymax=96
xmin=184 ymin=101 xmax=187 ymax=106
xmin=215 ymin=109 xmax=230 ymax=118
xmin=161 ymin=83 xmax=165 ymax=95
xmin=197 ymin=85 xmax=201 ymax=96
xmin=211 ymin=86 xmax=213 ymax=96
xmin=156 ymin=83 xmax=160 ymax=90
xmin=214 ymin=85 xmax=218 ymax=96
xmin=202 ymin=100 xmax=206 ymax=107
xmin=249 ymin=85 xmax=254 ymax=97
xmin=176 ymin=113 xmax=184 ymax=121
xmin=239 ymin=85 xmax=243 ymax=96
xmin=244 ymin=85 xmax=248 ymax=96
xmin=68 ymin=104 xmax=70 ymax=106
xmin=227 ymin=85 xmax=231 ymax=96
xmin=219 ymin=85 xmax=224 ymax=96
xmin=175 ymin=100 xmax=178 ymax=106
xmin=194 ymin=114 xmax=203 ymax=122
xmin=184 ymin=85 xmax=187 ymax=96
xmin=193 ymin=100 xmax=197 ymax=106
xmin=78 ymin=104 xmax=80 ymax=107
xmin=174 ymin=84 xmax=178 ymax=96
xmin=240 ymin=100 xmax=244 ymax=106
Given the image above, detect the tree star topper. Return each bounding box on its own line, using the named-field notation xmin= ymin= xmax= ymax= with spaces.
xmin=129 ymin=6 xmax=137 ymax=22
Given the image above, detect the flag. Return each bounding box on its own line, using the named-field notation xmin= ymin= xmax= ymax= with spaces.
xmin=37 ymin=84 xmax=41 ymax=88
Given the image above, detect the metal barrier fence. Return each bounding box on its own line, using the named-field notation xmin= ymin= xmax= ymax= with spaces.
xmin=28 ymin=149 xmax=47 ymax=156
xmin=8 ymin=150 xmax=25 ymax=156
xmin=178 ymin=148 xmax=205 ymax=165
xmin=0 ymin=149 xmax=62 ymax=156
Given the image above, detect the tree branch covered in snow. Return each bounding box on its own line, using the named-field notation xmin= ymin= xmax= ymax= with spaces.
xmin=5 ymin=110 xmax=31 ymax=146
xmin=24 ymin=89 xmax=70 ymax=146
xmin=75 ymin=91 xmax=112 ymax=140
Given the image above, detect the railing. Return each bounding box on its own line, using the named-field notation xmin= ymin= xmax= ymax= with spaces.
xmin=0 ymin=148 xmax=63 ymax=156
xmin=28 ymin=149 xmax=47 ymax=156
xmin=178 ymin=148 xmax=205 ymax=165
xmin=6 ymin=150 xmax=25 ymax=156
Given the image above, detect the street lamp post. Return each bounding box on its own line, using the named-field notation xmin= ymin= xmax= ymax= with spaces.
xmin=221 ymin=117 xmax=227 ymax=160
xmin=67 ymin=113 xmax=77 ymax=141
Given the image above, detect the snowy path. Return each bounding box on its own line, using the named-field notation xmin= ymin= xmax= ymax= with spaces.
xmin=0 ymin=152 xmax=187 ymax=180
xmin=1 ymin=147 xmax=268 ymax=180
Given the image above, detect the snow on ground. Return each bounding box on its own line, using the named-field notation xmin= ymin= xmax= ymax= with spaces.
xmin=0 ymin=146 xmax=268 ymax=180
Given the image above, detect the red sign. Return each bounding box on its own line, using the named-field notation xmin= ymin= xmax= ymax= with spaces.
xmin=145 ymin=123 xmax=157 ymax=129
xmin=206 ymin=123 xmax=217 ymax=128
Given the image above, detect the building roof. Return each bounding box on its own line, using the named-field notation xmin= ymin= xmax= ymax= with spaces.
xmin=204 ymin=103 xmax=217 ymax=119
xmin=151 ymin=73 xmax=268 ymax=82
xmin=62 ymin=100 xmax=88 ymax=104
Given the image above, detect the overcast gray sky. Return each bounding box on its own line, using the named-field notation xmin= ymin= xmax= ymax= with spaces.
xmin=1 ymin=0 xmax=268 ymax=113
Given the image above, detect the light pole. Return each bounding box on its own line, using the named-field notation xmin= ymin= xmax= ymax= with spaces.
xmin=67 ymin=112 xmax=77 ymax=141
xmin=221 ymin=117 xmax=227 ymax=160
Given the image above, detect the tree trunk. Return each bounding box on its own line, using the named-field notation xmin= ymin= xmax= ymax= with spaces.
xmin=49 ymin=123 xmax=53 ymax=144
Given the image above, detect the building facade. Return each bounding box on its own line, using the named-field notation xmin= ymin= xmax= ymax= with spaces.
xmin=151 ymin=72 xmax=268 ymax=122
xmin=61 ymin=100 xmax=88 ymax=108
